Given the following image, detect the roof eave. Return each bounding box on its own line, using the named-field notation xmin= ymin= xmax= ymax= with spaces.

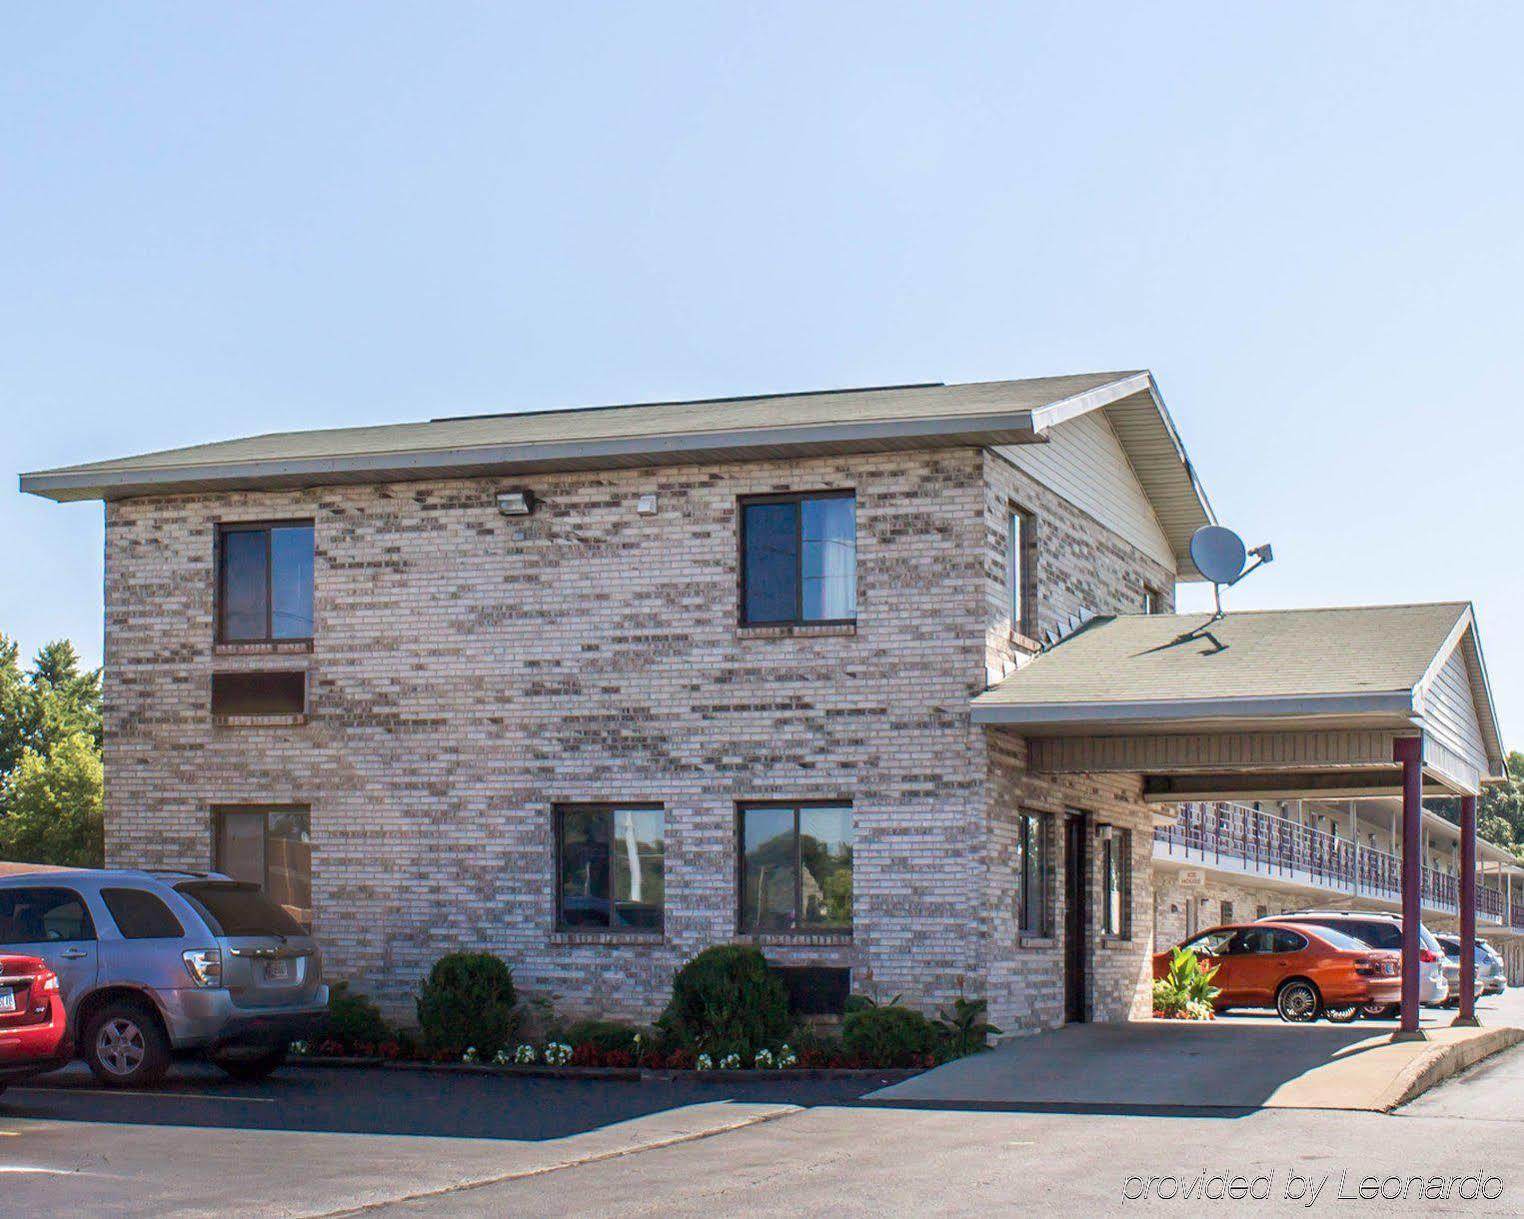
xmin=20 ymin=410 xmax=1047 ymax=503
xmin=969 ymin=689 xmax=1420 ymax=730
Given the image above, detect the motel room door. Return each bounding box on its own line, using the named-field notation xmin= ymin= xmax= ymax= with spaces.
xmin=1064 ymin=812 xmax=1088 ymax=1022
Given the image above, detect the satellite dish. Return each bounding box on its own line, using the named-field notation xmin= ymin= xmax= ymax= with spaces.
xmin=1190 ymin=526 xmax=1248 ymax=584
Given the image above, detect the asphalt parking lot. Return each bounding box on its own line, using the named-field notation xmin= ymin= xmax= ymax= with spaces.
xmin=1 ymin=991 xmax=1517 ymax=1216
xmin=3 ymin=1060 xmax=897 ymax=1140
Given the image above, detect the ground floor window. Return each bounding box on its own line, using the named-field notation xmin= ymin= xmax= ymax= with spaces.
xmin=556 ymin=805 xmax=665 ymax=932
xmin=1220 ymin=900 xmax=1234 ymax=924
xmin=1016 ymin=811 xmax=1052 ymax=935
xmin=213 ymin=806 xmax=312 ymax=928
xmin=738 ymin=804 xmax=853 ymax=934
xmin=1100 ymin=824 xmax=1132 ymax=938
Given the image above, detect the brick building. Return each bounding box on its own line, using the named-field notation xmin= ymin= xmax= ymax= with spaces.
xmin=23 ymin=371 xmax=1509 ymax=1030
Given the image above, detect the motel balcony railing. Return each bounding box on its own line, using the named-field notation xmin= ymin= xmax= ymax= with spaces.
xmin=1154 ymin=801 xmax=1521 ymax=930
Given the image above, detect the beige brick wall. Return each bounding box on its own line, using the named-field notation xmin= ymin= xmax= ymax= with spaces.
xmin=103 ymin=443 xmax=1179 ymax=1027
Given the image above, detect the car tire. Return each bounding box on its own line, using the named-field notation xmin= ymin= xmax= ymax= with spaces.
xmin=82 ymin=1000 xmax=171 ymax=1088
xmin=214 ymin=1043 xmax=288 ymax=1083
xmin=1276 ymin=979 xmax=1322 ymax=1023
xmin=1324 ymin=1005 xmax=1359 ymax=1023
xmin=1360 ymin=1002 xmax=1398 ymax=1020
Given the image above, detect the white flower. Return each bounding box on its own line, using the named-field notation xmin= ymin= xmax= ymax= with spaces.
xmin=696 ymin=1052 xmax=714 ymax=1070
xmin=491 ymin=1048 xmax=513 ymax=1066
xmin=290 ymin=1040 xmax=309 ymax=1057
xmin=719 ymin=1052 xmax=742 ymax=1070
xmin=754 ymin=1048 xmax=775 ymax=1069
xmin=461 ymin=1046 xmax=480 ymax=1064
xmin=543 ymin=1041 xmax=573 ymax=1066
xmin=514 ymin=1043 xmax=538 ymax=1064
xmin=777 ymin=1044 xmax=798 ymax=1069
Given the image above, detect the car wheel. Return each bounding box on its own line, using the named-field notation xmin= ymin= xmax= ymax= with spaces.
xmin=1324 ymin=1005 xmax=1360 ymax=1023
xmin=214 ymin=1043 xmax=288 ymax=1083
xmin=1276 ymin=979 xmax=1322 ymax=1023
xmin=82 ymin=1001 xmax=171 ymax=1088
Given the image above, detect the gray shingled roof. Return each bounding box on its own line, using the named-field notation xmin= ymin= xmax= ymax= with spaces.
xmin=974 ymin=604 xmax=1473 ymax=714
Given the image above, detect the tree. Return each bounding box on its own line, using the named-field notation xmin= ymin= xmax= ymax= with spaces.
xmin=1433 ymin=750 xmax=1524 ymax=861
xmin=0 ymin=732 xmax=104 ymax=867
xmin=0 ymin=633 xmax=105 ymax=866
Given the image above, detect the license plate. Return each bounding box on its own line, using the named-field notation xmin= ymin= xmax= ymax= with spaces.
xmin=264 ymin=959 xmax=293 ymax=983
xmin=0 ymin=990 xmax=15 ymax=1013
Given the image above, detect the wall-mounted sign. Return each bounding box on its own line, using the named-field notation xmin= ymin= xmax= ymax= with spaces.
xmin=1177 ymin=869 xmax=1206 ymax=887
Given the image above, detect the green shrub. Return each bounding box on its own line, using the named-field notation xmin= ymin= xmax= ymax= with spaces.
xmin=327 ymin=982 xmax=392 ymax=1049
xmin=1152 ymin=947 xmax=1220 ymax=1020
xmin=416 ymin=952 xmax=518 ymax=1055
xmin=843 ymin=1003 xmax=942 ymax=1066
xmin=936 ymin=997 xmax=1001 ymax=1057
xmin=658 ymin=945 xmax=793 ymax=1056
xmin=563 ymin=1019 xmax=647 ymax=1053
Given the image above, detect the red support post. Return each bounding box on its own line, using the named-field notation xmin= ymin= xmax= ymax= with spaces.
xmin=1394 ymin=736 xmax=1426 ymax=1040
xmin=1456 ymin=793 xmax=1479 ymax=1026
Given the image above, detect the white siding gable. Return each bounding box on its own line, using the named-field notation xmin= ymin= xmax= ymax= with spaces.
xmin=995 ymin=411 xmax=1175 ymax=572
xmin=1423 ymin=641 xmax=1487 ymax=772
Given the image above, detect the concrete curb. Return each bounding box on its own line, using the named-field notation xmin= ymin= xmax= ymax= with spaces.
xmin=1382 ymin=1026 xmax=1524 ymax=1111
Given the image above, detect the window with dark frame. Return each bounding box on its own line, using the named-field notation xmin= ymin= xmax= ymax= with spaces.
xmin=213 ymin=806 xmax=313 ymax=929
xmin=740 ymin=493 xmax=856 ymax=625
xmin=1100 ymin=824 xmax=1133 ymax=938
xmin=217 ymin=522 xmax=315 ymax=643
xmin=1220 ymin=900 xmax=1234 ymax=925
xmin=556 ymin=805 xmax=665 ymax=932
xmin=738 ymin=803 xmax=853 ymax=934
xmin=1143 ymin=585 xmax=1163 ymax=614
xmin=1015 ymin=811 xmax=1052 ymax=935
xmin=211 ymin=670 xmax=307 ymax=716
xmin=1008 ymin=507 xmax=1036 ymax=638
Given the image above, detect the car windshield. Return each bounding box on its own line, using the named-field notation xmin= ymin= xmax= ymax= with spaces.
xmin=1438 ymin=940 xmax=1462 ymax=959
xmin=176 ymin=882 xmax=304 ymax=937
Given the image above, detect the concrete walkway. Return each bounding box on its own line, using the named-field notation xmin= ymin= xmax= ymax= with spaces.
xmin=868 ymin=997 xmax=1524 ymax=1114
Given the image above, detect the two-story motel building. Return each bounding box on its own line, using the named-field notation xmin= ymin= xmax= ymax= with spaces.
xmin=22 ymin=371 xmax=1512 ymax=1029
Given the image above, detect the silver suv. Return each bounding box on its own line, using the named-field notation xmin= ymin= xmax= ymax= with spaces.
xmin=0 ymin=869 xmax=328 ymax=1087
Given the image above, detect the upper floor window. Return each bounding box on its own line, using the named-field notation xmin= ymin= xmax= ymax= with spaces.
xmin=1008 ymin=507 xmax=1036 ymax=638
xmin=1143 ymin=585 xmax=1164 ymax=614
xmin=740 ymin=493 xmax=856 ymax=625
xmin=218 ymin=523 xmax=314 ymax=642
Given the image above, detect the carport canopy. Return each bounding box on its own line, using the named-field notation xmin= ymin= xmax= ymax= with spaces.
xmin=971 ymin=602 xmax=1505 ymax=801
xmin=972 ymin=601 xmax=1506 ymax=1038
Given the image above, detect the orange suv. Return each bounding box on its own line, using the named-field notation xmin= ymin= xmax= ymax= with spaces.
xmin=1154 ymin=922 xmax=1401 ymax=1022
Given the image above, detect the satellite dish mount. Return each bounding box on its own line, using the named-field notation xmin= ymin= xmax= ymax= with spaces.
xmin=1189 ymin=525 xmax=1274 ymax=620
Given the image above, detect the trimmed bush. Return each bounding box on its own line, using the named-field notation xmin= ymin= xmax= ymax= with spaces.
xmin=843 ymin=1003 xmax=942 ymax=1067
xmin=326 ymin=982 xmax=391 ymax=1051
xmin=563 ymin=1019 xmax=646 ymax=1054
xmin=659 ymin=945 xmax=793 ymax=1056
xmin=416 ymin=952 xmax=518 ymax=1055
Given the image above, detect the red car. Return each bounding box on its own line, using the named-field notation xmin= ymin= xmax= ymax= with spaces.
xmin=0 ymin=954 xmax=67 ymax=1093
xmin=1155 ymin=922 xmax=1402 ymax=1022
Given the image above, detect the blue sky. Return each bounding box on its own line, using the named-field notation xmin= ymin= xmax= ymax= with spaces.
xmin=4 ymin=4 xmax=1521 ymax=734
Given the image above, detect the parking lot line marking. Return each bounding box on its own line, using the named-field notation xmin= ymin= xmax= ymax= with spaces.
xmin=12 ymin=1086 xmax=277 ymax=1104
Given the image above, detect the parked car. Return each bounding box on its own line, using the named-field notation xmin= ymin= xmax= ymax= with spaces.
xmin=0 ymin=953 xmax=67 ymax=1094
xmin=1259 ymin=910 xmax=1448 ymax=1017
xmin=1478 ymin=940 xmax=1508 ymax=994
xmin=0 ymin=869 xmax=328 ymax=1088
xmin=1155 ymin=922 xmax=1402 ymax=1022
xmin=1436 ymin=934 xmax=1506 ymax=999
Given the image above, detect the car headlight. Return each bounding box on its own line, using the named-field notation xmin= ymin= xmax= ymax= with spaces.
xmin=182 ymin=948 xmax=223 ymax=988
